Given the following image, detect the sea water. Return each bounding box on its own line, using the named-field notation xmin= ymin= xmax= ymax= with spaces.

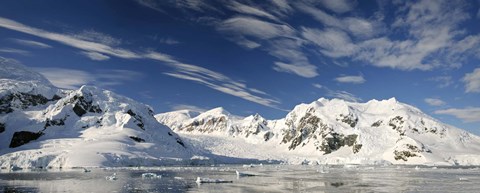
xmin=0 ymin=165 xmax=478 ymax=192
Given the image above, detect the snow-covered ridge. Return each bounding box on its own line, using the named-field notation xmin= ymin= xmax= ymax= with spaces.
xmin=0 ymin=59 xmax=196 ymax=169
xmin=157 ymin=98 xmax=480 ymax=166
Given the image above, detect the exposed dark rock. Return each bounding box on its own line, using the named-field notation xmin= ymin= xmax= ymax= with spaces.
xmin=320 ymin=133 xmax=361 ymax=154
xmin=389 ymin=116 xmax=405 ymax=136
xmin=281 ymin=108 xmax=329 ymax=150
xmin=393 ymin=150 xmax=418 ymax=161
xmin=129 ymin=136 xmax=145 ymax=142
xmin=337 ymin=113 xmax=358 ymax=128
xmin=9 ymin=131 xmax=44 ymax=148
xmin=127 ymin=109 xmax=145 ymax=130
xmin=353 ymin=144 xmax=362 ymax=153
xmin=0 ymin=122 xmax=5 ymax=133
xmin=393 ymin=143 xmax=431 ymax=161
xmin=182 ymin=116 xmax=228 ymax=133
xmin=264 ymin=131 xmax=273 ymax=141
xmin=44 ymin=116 xmax=67 ymax=129
xmin=176 ymin=138 xmax=185 ymax=147
xmin=0 ymin=92 xmax=55 ymax=114
xmin=69 ymin=94 xmax=102 ymax=117
xmin=167 ymin=132 xmax=173 ymax=136
xmin=371 ymin=120 xmax=382 ymax=127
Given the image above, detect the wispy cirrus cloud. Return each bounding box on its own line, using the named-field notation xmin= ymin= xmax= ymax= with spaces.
xmin=319 ymin=0 xmax=357 ymax=14
xmin=171 ymin=104 xmax=208 ymax=113
xmin=463 ymin=68 xmax=480 ymax=93
xmin=425 ymin=98 xmax=446 ymax=106
xmin=33 ymin=67 xmax=144 ymax=89
xmin=0 ymin=48 xmax=30 ymax=55
xmin=217 ymin=16 xmax=318 ymax=78
xmin=435 ymin=107 xmax=480 ymax=123
xmin=334 ymin=74 xmax=366 ymax=84
xmin=11 ymin=38 xmax=51 ymax=48
xmin=81 ymin=51 xmax=110 ymax=61
xmin=0 ymin=17 xmax=279 ymax=108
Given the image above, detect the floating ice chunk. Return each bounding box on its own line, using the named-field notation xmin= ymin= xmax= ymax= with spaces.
xmin=236 ymin=170 xmax=257 ymax=177
xmin=415 ymin=166 xmax=420 ymax=170
xmin=174 ymin=176 xmax=184 ymax=180
xmin=459 ymin=177 xmax=468 ymax=181
xmin=141 ymin=173 xmax=161 ymax=179
xmin=106 ymin=173 xmax=118 ymax=181
xmin=196 ymin=177 xmax=233 ymax=184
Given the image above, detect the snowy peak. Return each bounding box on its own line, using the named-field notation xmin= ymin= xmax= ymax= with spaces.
xmin=0 ymin=57 xmax=52 ymax=86
xmin=158 ymin=97 xmax=480 ymax=165
xmin=0 ymin=63 xmax=195 ymax=168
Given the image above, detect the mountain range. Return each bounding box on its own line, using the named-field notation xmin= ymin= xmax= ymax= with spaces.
xmin=1 ymin=57 xmax=480 ymax=169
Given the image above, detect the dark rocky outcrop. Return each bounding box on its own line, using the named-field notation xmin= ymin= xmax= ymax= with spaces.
xmin=182 ymin=116 xmax=228 ymax=133
xmin=9 ymin=131 xmax=44 ymax=148
xmin=337 ymin=113 xmax=358 ymax=128
xmin=320 ymin=133 xmax=361 ymax=154
xmin=389 ymin=116 xmax=405 ymax=136
xmin=0 ymin=92 xmax=54 ymax=114
xmin=0 ymin=122 xmax=5 ymax=133
xmin=127 ymin=109 xmax=145 ymax=130
xmin=281 ymin=108 xmax=330 ymax=150
xmin=371 ymin=120 xmax=382 ymax=127
xmin=69 ymin=95 xmax=102 ymax=117
xmin=44 ymin=116 xmax=67 ymax=129
xmin=264 ymin=131 xmax=274 ymax=141
xmin=129 ymin=136 xmax=145 ymax=143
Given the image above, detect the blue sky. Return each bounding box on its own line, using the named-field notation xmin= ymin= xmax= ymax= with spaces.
xmin=1 ymin=0 xmax=480 ymax=134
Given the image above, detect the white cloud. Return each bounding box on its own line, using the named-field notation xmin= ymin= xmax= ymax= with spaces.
xmin=81 ymin=51 xmax=110 ymax=61
xmin=327 ymin=90 xmax=361 ymax=102
xmin=302 ymin=27 xmax=357 ymax=58
xmin=296 ymin=3 xmax=377 ymax=38
xmin=73 ymin=29 xmax=122 ymax=46
xmin=33 ymin=67 xmax=144 ymax=89
xmin=227 ymin=1 xmax=279 ymax=21
xmin=429 ymin=76 xmax=453 ymax=88
xmin=11 ymin=38 xmax=51 ymax=48
xmin=0 ymin=48 xmax=30 ymax=55
xmin=0 ymin=17 xmax=139 ymax=59
xmin=218 ymin=16 xmax=294 ymax=40
xmin=135 ymin=0 xmax=165 ymax=13
xmin=424 ymin=98 xmax=446 ymax=106
xmin=435 ymin=107 xmax=480 ymax=123
xmin=270 ymin=0 xmax=292 ymax=14
xmin=33 ymin=67 xmax=93 ymax=89
xmin=273 ymin=62 xmax=318 ymax=78
xmin=297 ymin=1 xmax=477 ymax=71
xmin=171 ymin=104 xmax=207 ymax=113
xmin=217 ymin=16 xmax=318 ymax=78
xmin=334 ymin=75 xmax=365 ymax=84
xmin=463 ymin=68 xmax=480 ymax=93
xmin=158 ymin=37 xmax=180 ymax=45
xmin=0 ymin=17 xmax=279 ymax=108
xmin=312 ymin=83 xmax=323 ymax=89
xmin=319 ymin=0 xmax=356 ymax=14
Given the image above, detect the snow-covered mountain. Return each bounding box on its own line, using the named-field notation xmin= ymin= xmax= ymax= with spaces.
xmin=157 ymin=98 xmax=480 ymax=166
xmin=0 ymin=57 xmax=195 ymax=169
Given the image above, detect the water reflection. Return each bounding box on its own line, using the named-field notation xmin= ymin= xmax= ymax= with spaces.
xmin=0 ymin=165 xmax=479 ymax=193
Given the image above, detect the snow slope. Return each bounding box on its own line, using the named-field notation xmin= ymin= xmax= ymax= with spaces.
xmin=0 ymin=58 xmax=197 ymax=169
xmin=157 ymin=98 xmax=480 ymax=166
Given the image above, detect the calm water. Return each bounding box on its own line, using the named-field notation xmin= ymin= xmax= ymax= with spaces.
xmin=0 ymin=165 xmax=478 ymax=193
